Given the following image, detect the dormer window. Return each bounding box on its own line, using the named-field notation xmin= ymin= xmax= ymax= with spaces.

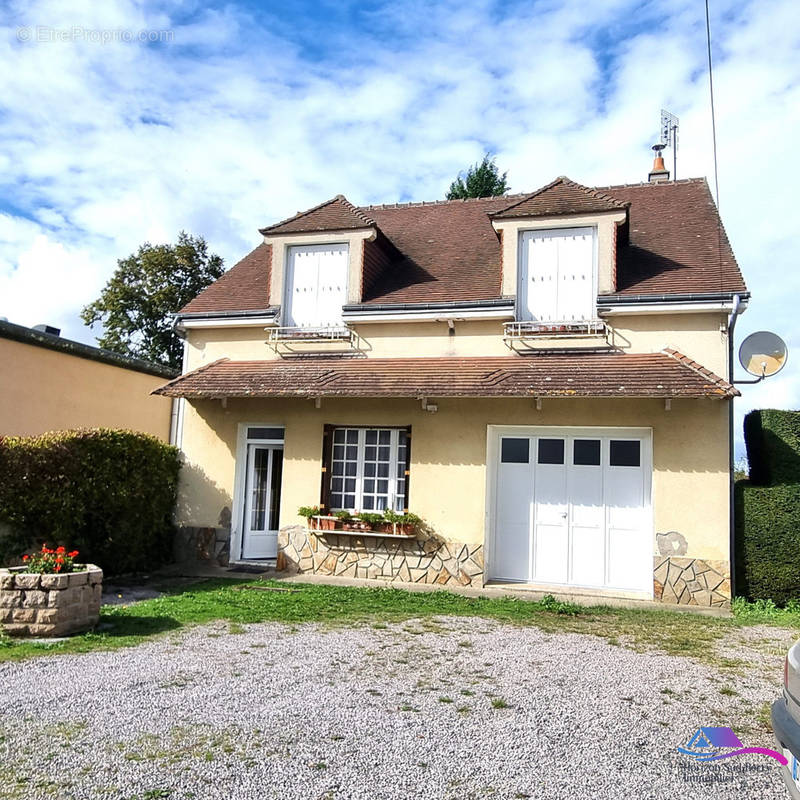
xmin=518 ymin=227 xmax=596 ymax=323
xmin=284 ymin=243 xmax=349 ymax=328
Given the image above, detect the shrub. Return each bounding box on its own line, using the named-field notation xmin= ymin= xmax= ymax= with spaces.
xmin=735 ymin=480 xmax=800 ymax=604
xmin=744 ymin=409 xmax=800 ymax=486
xmin=0 ymin=429 xmax=180 ymax=576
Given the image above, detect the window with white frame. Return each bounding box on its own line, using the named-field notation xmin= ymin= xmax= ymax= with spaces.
xmin=329 ymin=427 xmax=409 ymax=512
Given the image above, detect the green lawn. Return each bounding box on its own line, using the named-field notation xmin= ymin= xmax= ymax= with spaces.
xmin=1 ymin=578 xmax=798 ymax=666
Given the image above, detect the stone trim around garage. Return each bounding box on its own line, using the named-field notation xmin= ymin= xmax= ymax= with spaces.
xmin=653 ymin=556 xmax=730 ymax=607
xmin=0 ymin=565 xmax=103 ymax=637
xmin=278 ymin=526 xmax=484 ymax=587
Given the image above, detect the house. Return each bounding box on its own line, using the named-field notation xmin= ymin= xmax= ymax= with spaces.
xmin=156 ymin=157 xmax=747 ymax=607
xmin=0 ymin=319 xmax=177 ymax=441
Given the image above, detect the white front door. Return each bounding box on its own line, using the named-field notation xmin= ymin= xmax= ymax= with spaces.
xmin=284 ymin=243 xmax=348 ymax=328
xmin=242 ymin=444 xmax=283 ymax=559
xmin=491 ymin=429 xmax=651 ymax=593
xmin=519 ymin=228 xmax=595 ymax=323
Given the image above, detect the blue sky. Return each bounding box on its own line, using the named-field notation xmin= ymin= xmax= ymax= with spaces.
xmin=1 ymin=0 xmax=799 ymax=455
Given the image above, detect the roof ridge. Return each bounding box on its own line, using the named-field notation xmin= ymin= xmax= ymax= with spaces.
xmin=661 ymin=347 xmax=738 ymax=397
xmin=360 ymin=192 xmax=530 ymax=212
xmin=490 ymin=176 xmax=629 ymax=218
xmin=260 ymin=195 xmax=374 ymax=235
xmin=594 ymin=177 xmax=708 ymax=191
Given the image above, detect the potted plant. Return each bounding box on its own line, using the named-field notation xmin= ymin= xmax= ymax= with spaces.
xmin=317 ymin=514 xmax=336 ymax=531
xmin=382 ymin=509 xmax=422 ymax=536
xmin=0 ymin=544 xmax=103 ymax=637
xmin=355 ymin=512 xmax=384 ymax=531
xmin=333 ymin=510 xmax=352 ymax=530
xmin=298 ymin=505 xmax=321 ymax=529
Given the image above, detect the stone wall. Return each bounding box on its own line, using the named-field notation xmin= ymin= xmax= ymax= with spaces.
xmin=278 ymin=526 xmax=484 ymax=587
xmin=653 ymin=556 xmax=730 ymax=607
xmin=0 ymin=565 xmax=103 ymax=637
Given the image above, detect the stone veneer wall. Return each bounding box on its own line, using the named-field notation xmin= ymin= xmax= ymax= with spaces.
xmin=653 ymin=556 xmax=730 ymax=607
xmin=278 ymin=526 xmax=484 ymax=586
xmin=0 ymin=565 xmax=103 ymax=636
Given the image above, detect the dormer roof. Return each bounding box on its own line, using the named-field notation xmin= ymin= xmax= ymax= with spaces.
xmin=490 ymin=176 xmax=629 ymax=219
xmin=181 ymin=177 xmax=747 ymax=315
xmin=259 ymin=194 xmax=375 ymax=235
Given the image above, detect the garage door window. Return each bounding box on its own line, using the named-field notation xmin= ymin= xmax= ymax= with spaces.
xmin=501 ymin=438 xmax=530 ymax=463
xmin=573 ymin=439 xmax=601 ymax=466
xmin=610 ymin=440 xmax=640 ymax=467
xmin=538 ymin=438 xmax=565 ymax=464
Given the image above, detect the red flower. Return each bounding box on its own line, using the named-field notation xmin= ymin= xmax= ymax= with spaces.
xmin=56 ymin=546 xmax=66 ymax=554
xmin=68 ymin=550 xmax=79 ymax=558
xmin=54 ymin=565 xmax=61 ymax=572
xmin=22 ymin=555 xmax=29 ymax=561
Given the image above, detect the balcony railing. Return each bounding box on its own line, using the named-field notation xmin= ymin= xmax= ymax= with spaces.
xmin=504 ymin=319 xmax=608 ymax=340
xmin=266 ymin=325 xmax=363 ymax=357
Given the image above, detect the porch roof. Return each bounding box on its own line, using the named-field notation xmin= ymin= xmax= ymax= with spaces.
xmin=153 ymin=349 xmax=737 ymax=400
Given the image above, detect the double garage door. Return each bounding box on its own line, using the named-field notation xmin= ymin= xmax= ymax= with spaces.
xmin=490 ymin=427 xmax=652 ymax=594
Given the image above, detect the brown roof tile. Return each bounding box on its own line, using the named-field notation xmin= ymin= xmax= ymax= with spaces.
xmin=179 ymin=177 xmax=747 ymax=315
xmin=595 ymin=179 xmax=746 ymax=296
xmin=490 ymin=176 xmax=628 ymax=219
xmin=260 ymin=195 xmax=375 ymax=235
xmin=154 ymin=352 xmax=737 ymax=399
xmin=180 ymin=242 xmax=272 ymax=314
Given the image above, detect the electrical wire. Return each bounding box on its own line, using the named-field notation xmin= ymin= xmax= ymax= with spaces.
xmin=705 ymin=0 xmax=720 ymax=208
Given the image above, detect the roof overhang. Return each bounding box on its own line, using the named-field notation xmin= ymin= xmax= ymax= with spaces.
xmin=154 ymin=351 xmax=737 ymax=400
xmin=598 ymin=291 xmax=750 ymax=316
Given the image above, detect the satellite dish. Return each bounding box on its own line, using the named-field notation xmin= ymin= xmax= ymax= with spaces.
xmin=739 ymin=331 xmax=788 ymax=378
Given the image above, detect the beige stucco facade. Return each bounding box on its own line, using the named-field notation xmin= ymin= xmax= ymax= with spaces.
xmin=178 ymin=392 xmax=729 ymax=560
xmin=0 ymin=336 xmax=174 ymax=440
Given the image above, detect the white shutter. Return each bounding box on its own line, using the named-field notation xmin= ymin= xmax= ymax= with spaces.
xmin=521 ymin=231 xmax=559 ymax=322
xmin=285 ymin=244 xmax=348 ymax=327
xmin=555 ymin=228 xmax=594 ymax=322
xmin=519 ymin=228 xmax=594 ymax=323
xmin=315 ymin=244 xmax=348 ymax=327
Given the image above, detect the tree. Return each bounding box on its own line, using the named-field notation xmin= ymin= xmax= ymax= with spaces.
xmin=446 ymin=153 xmax=509 ymax=200
xmin=81 ymin=232 xmax=224 ymax=370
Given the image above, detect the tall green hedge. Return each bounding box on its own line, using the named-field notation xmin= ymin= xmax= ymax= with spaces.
xmin=745 ymin=409 xmax=800 ymax=485
xmin=735 ymin=481 xmax=800 ymax=603
xmin=738 ymin=409 xmax=800 ymax=602
xmin=0 ymin=429 xmax=180 ymax=576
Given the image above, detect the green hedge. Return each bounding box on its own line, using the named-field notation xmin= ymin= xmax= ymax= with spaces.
xmin=0 ymin=429 xmax=180 ymax=576
xmin=745 ymin=409 xmax=800 ymax=486
xmin=735 ymin=480 xmax=800 ymax=604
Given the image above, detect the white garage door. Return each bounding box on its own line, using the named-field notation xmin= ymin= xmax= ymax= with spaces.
xmin=490 ymin=428 xmax=652 ymax=594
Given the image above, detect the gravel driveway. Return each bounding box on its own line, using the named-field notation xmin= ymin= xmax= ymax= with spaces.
xmin=0 ymin=617 xmax=791 ymax=799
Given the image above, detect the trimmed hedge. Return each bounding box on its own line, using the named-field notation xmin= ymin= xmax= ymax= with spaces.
xmin=0 ymin=429 xmax=180 ymax=576
xmin=745 ymin=409 xmax=800 ymax=486
xmin=735 ymin=481 xmax=800 ymax=604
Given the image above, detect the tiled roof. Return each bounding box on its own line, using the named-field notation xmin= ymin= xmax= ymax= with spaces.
xmin=180 ymin=242 xmax=272 ymax=315
xmin=153 ymin=352 xmax=737 ymax=399
xmin=179 ymin=177 xmax=747 ymax=314
xmin=259 ymin=195 xmax=375 ymax=235
xmin=490 ymin=176 xmax=628 ymax=219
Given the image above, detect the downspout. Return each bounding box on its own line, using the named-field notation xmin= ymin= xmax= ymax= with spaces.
xmin=727 ymin=293 xmax=743 ymax=598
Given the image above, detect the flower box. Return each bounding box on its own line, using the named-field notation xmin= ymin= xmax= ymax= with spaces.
xmin=0 ymin=564 xmax=103 ymax=637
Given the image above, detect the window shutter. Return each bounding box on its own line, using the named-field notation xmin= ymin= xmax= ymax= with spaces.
xmin=403 ymin=425 xmax=412 ymax=512
xmin=319 ymin=424 xmax=334 ymax=511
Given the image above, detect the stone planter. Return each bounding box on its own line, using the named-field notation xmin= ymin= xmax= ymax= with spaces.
xmin=0 ymin=565 xmax=103 ymax=637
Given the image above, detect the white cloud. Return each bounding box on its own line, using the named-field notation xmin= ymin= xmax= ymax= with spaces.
xmin=0 ymin=0 xmax=798 ymax=452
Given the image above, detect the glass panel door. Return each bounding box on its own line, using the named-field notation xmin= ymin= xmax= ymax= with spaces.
xmin=242 ymin=444 xmax=282 ymax=560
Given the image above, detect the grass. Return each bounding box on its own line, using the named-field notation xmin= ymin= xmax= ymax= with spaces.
xmin=1 ymin=577 xmax=799 ymax=666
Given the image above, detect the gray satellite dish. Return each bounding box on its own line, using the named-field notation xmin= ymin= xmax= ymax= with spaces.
xmin=738 ymin=331 xmax=788 ymax=378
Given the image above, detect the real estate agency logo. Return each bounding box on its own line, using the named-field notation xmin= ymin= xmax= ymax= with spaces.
xmin=676 ymin=726 xmax=786 ymax=785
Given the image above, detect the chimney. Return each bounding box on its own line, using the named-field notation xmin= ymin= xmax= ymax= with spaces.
xmin=648 ymin=144 xmax=670 ymax=183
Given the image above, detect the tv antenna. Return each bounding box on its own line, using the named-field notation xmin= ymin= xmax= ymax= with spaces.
xmin=660 ymin=109 xmax=679 ymax=179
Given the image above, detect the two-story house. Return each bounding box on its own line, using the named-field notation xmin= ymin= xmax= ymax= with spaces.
xmin=156 ymin=160 xmax=747 ymax=607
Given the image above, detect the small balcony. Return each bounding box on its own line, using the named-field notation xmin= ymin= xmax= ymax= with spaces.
xmin=503 ymin=319 xmax=612 ymax=352
xmin=266 ymin=326 xmax=364 ymax=357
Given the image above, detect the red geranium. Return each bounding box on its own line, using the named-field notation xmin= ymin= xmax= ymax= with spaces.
xmin=20 ymin=545 xmax=81 ymax=575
